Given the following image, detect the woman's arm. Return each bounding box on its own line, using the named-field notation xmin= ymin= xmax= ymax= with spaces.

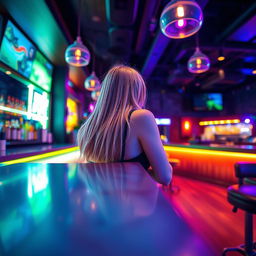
xmin=131 ymin=109 xmax=172 ymax=185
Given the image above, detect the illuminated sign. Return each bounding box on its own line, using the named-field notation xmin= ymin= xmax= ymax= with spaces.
xmin=155 ymin=118 xmax=171 ymax=125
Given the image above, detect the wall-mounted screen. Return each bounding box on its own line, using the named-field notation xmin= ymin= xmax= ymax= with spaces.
xmin=0 ymin=20 xmax=53 ymax=92
xmin=30 ymin=51 xmax=53 ymax=92
xmin=193 ymin=93 xmax=223 ymax=111
xmin=0 ymin=20 xmax=36 ymax=78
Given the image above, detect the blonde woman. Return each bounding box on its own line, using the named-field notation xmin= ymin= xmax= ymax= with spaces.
xmin=77 ymin=65 xmax=172 ymax=185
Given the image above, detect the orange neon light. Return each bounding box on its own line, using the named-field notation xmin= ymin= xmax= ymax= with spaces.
xmin=184 ymin=121 xmax=190 ymax=130
xmin=218 ymin=56 xmax=225 ymax=61
xmin=199 ymin=119 xmax=240 ymax=126
xmin=164 ymin=145 xmax=256 ymax=159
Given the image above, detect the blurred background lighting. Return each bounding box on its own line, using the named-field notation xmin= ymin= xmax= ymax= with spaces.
xmin=188 ymin=47 xmax=210 ymax=73
xmin=91 ymin=90 xmax=101 ymax=101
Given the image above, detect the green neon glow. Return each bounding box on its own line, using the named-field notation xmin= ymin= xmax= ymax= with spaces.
xmin=27 ymin=84 xmax=34 ymax=119
xmin=29 ymin=51 xmax=53 ymax=92
xmin=0 ymin=147 xmax=79 ymax=166
xmin=67 ymin=164 xmax=77 ymax=180
xmin=0 ymin=171 xmax=28 ymax=187
xmin=0 ymin=83 xmax=49 ymax=129
xmin=27 ymin=165 xmax=51 ymax=223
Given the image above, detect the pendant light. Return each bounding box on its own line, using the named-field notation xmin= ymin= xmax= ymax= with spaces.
xmin=188 ymin=47 xmax=210 ymax=73
xmin=65 ymin=0 xmax=90 ymax=66
xmin=84 ymin=47 xmax=101 ymax=91
xmin=91 ymin=90 xmax=101 ymax=101
xmin=84 ymin=71 xmax=101 ymax=91
xmin=160 ymin=0 xmax=203 ymax=39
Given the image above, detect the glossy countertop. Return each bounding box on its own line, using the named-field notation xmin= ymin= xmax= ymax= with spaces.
xmin=0 ymin=162 xmax=215 ymax=256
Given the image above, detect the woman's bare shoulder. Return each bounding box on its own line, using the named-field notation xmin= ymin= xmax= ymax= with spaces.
xmin=130 ymin=109 xmax=156 ymax=130
xmin=130 ymin=109 xmax=155 ymax=122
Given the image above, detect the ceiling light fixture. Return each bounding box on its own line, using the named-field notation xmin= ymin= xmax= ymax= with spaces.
xmin=160 ymin=0 xmax=203 ymax=39
xmin=84 ymin=71 xmax=101 ymax=91
xmin=65 ymin=0 xmax=90 ymax=66
xmin=188 ymin=47 xmax=210 ymax=74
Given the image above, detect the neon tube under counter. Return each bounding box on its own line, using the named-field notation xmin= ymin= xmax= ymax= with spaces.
xmin=164 ymin=144 xmax=256 ymax=185
xmin=0 ymin=145 xmax=79 ymax=166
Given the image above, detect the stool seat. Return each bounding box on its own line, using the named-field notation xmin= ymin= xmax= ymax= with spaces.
xmin=228 ymin=185 xmax=256 ymax=214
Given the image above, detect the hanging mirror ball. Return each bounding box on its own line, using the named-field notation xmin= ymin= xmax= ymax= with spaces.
xmin=160 ymin=0 xmax=203 ymax=39
xmin=65 ymin=36 xmax=90 ymax=67
xmin=91 ymin=90 xmax=101 ymax=101
xmin=188 ymin=48 xmax=210 ymax=73
xmin=84 ymin=72 xmax=101 ymax=91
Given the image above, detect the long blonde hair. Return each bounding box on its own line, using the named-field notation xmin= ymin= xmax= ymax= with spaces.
xmin=77 ymin=65 xmax=147 ymax=162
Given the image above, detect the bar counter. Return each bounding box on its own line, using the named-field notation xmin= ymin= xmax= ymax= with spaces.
xmin=0 ymin=162 xmax=216 ymax=255
xmin=164 ymin=143 xmax=256 ymax=185
xmin=1 ymin=143 xmax=256 ymax=186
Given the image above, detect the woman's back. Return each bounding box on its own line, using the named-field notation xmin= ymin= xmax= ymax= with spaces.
xmin=122 ymin=109 xmax=172 ymax=185
xmin=77 ymin=65 xmax=172 ymax=185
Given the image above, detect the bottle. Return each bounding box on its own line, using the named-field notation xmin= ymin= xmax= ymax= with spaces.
xmin=11 ymin=119 xmax=17 ymax=140
xmin=16 ymin=120 xmax=21 ymax=140
xmin=0 ymin=129 xmax=6 ymax=151
xmin=5 ymin=120 xmax=11 ymax=140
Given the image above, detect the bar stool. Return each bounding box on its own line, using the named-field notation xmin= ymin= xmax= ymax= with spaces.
xmin=222 ymin=162 xmax=256 ymax=256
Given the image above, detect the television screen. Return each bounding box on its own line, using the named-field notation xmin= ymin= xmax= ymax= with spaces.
xmin=0 ymin=20 xmax=36 ymax=78
xmin=0 ymin=20 xmax=53 ymax=92
xmin=30 ymin=51 xmax=53 ymax=92
xmin=193 ymin=93 xmax=223 ymax=111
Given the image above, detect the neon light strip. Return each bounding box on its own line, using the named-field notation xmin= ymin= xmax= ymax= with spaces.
xmin=0 ymin=147 xmax=79 ymax=166
xmin=0 ymin=105 xmax=48 ymax=121
xmin=0 ymin=105 xmax=28 ymax=116
xmin=164 ymin=145 xmax=256 ymax=159
xmin=199 ymin=119 xmax=240 ymax=126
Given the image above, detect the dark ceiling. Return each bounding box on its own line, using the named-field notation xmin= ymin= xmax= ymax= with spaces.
xmin=47 ymin=0 xmax=256 ymax=92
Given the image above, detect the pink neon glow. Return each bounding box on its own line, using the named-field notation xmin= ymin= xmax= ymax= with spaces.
xmin=89 ymin=103 xmax=95 ymax=112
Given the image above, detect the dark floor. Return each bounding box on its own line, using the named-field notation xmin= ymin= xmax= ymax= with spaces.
xmin=0 ymin=162 xmax=255 ymax=256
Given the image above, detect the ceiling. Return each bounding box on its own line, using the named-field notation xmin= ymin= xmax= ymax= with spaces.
xmin=1 ymin=0 xmax=255 ymax=92
xmin=47 ymin=0 xmax=256 ymax=92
